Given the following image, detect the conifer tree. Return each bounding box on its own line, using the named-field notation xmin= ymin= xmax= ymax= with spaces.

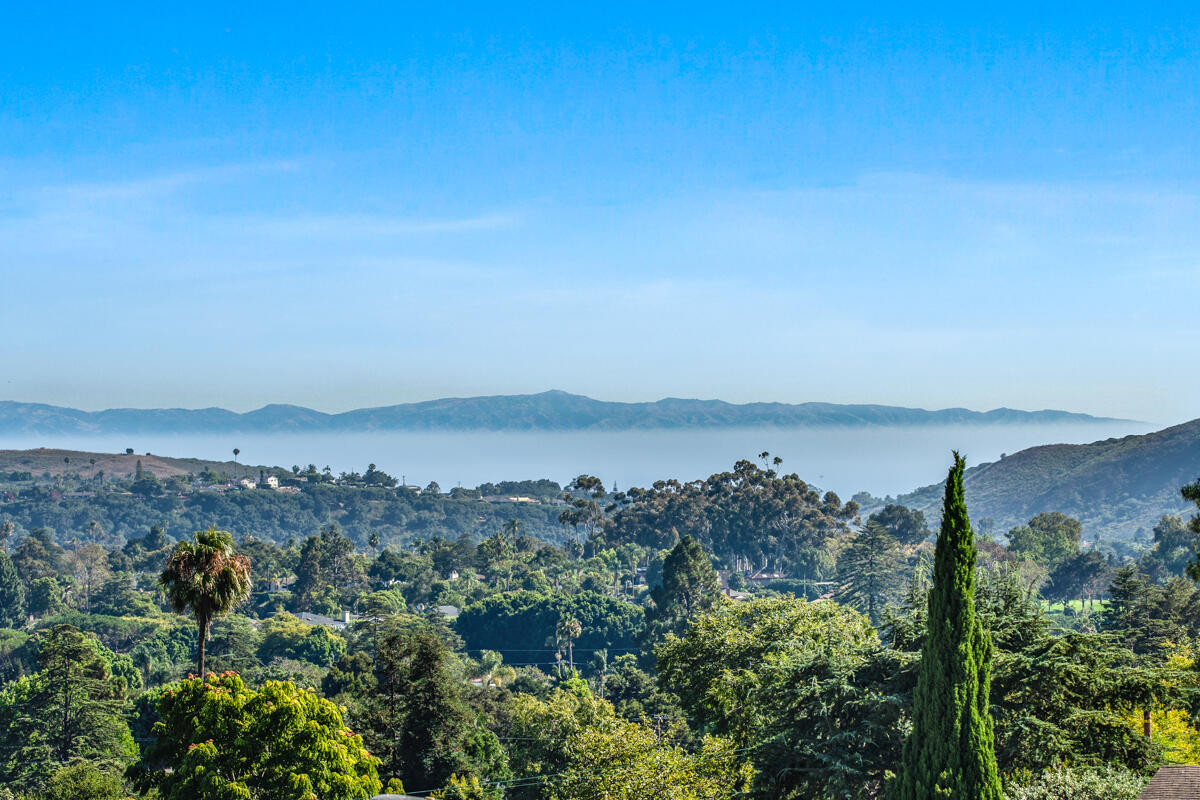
xmin=0 ymin=549 xmax=26 ymax=627
xmin=894 ymin=453 xmax=1001 ymax=800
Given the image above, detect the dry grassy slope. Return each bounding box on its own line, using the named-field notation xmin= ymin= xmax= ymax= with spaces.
xmin=892 ymin=418 xmax=1200 ymax=539
xmin=0 ymin=448 xmax=261 ymax=479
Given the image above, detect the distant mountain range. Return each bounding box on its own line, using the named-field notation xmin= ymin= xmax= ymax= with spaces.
xmin=879 ymin=417 xmax=1200 ymax=540
xmin=0 ymin=391 xmax=1126 ymax=434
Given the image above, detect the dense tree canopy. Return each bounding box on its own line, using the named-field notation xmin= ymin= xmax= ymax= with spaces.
xmin=2 ymin=455 xmax=1197 ymax=800
xmin=131 ymin=672 xmax=381 ymax=800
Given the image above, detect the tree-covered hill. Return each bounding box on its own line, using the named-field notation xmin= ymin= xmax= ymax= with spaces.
xmin=879 ymin=418 xmax=1200 ymax=540
xmin=0 ymin=390 xmax=1124 ymax=434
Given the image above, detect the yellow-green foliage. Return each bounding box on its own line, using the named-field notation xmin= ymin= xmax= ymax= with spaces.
xmin=507 ymin=687 xmax=753 ymax=800
xmin=656 ymin=595 xmax=877 ymax=746
xmin=553 ymin=721 xmax=753 ymax=800
xmin=130 ymin=672 xmax=381 ymax=800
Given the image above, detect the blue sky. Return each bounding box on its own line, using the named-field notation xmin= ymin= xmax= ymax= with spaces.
xmin=1 ymin=3 xmax=1198 ymax=423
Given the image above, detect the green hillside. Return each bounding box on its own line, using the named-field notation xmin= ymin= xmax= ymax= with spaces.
xmin=886 ymin=418 xmax=1200 ymax=540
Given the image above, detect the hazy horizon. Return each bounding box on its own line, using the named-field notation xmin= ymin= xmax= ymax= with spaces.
xmin=0 ymin=420 xmax=1152 ymax=499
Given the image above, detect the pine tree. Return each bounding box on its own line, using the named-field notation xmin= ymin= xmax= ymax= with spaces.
xmin=893 ymin=453 xmax=1001 ymax=800
xmin=834 ymin=520 xmax=906 ymax=624
xmin=2 ymin=626 xmax=134 ymax=790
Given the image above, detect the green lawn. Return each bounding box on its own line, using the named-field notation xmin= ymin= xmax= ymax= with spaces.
xmin=1044 ymin=598 xmax=1109 ymax=614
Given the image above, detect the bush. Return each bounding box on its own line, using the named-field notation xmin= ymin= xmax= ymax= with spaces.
xmin=42 ymin=762 xmax=125 ymax=800
xmin=1005 ymin=765 xmax=1148 ymax=800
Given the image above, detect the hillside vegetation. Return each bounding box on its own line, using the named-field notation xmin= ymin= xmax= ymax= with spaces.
xmin=884 ymin=418 xmax=1200 ymax=539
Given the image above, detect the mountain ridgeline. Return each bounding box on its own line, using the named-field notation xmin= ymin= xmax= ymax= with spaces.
xmin=0 ymin=390 xmax=1123 ymax=434
xmin=879 ymin=417 xmax=1200 ymax=540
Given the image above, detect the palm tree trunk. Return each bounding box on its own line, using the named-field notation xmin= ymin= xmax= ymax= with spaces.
xmin=197 ymin=616 xmax=209 ymax=681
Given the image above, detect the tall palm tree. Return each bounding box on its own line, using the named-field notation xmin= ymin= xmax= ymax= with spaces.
xmin=555 ymin=616 xmax=582 ymax=671
xmin=159 ymin=527 xmax=251 ymax=680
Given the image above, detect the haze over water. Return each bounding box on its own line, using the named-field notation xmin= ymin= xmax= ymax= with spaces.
xmin=3 ymin=421 xmax=1153 ymax=498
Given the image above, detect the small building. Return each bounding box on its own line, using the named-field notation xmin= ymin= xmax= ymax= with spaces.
xmin=295 ymin=610 xmax=355 ymax=630
xmin=436 ymin=605 xmax=460 ymax=619
xmin=1138 ymin=764 xmax=1200 ymax=799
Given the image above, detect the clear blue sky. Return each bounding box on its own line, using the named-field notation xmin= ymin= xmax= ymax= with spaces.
xmin=2 ymin=3 xmax=1198 ymax=423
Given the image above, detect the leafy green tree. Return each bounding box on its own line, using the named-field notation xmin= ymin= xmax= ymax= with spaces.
xmin=0 ymin=625 xmax=135 ymax=790
xmin=835 ymin=520 xmax=907 ymax=623
xmin=1140 ymin=514 xmax=1197 ymax=581
xmin=655 ymin=595 xmax=895 ymax=798
xmin=41 ymin=762 xmax=126 ymax=800
xmin=870 ymin=504 xmax=932 ymax=546
xmin=294 ymin=524 xmax=361 ymax=611
xmin=432 ymin=773 xmax=499 ymax=800
xmin=506 ymin=682 xmax=619 ymax=799
xmin=91 ymin=571 xmax=159 ymax=617
xmin=601 ymin=653 xmax=685 ymax=722
xmin=206 ymin=614 xmax=262 ymax=673
xmin=159 ymin=527 xmax=252 ymax=678
xmin=642 ymin=536 xmax=721 ymax=646
xmin=11 ymin=528 xmax=65 ymax=583
xmin=657 ymin=596 xmax=877 ymax=745
xmin=606 ymin=458 xmax=857 ymax=576
xmin=0 ymin=549 xmax=26 ymax=627
xmin=507 ymin=685 xmax=751 ymax=800
xmin=1044 ymin=550 xmax=1111 ymax=607
xmin=554 ymin=720 xmax=753 ymax=800
xmin=24 ymin=578 xmax=59 ymax=618
xmin=1102 ymin=566 xmax=1180 ymax=656
xmin=356 ymin=625 xmax=508 ymax=791
xmin=130 ymin=672 xmax=381 ymax=800
xmin=1006 ymin=512 xmax=1083 ymax=569
xmin=894 ymin=453 xmax=1001 ymax=800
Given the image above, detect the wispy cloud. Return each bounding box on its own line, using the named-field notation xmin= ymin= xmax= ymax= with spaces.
xmin=36 ymin=160 xmax=301 ymax=203
xmin=246 ymin=211 xmax=522 ymax=238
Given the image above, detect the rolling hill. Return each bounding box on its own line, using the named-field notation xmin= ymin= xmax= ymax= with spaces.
xmin=884 ymin=418 xmax=1200 ymax=540
xmin=0 ymin=391 xmax=1124 ymax=434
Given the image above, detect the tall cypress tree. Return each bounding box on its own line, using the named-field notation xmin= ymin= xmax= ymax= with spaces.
xmin=894 ymin=453 xmax=1001 ymax=800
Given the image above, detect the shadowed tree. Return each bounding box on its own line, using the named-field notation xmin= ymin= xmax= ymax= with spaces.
xmin=159 ymin=527 xmax=251 ymax=679
xmin=1183 ymin=478 xmax=1200 ymax=583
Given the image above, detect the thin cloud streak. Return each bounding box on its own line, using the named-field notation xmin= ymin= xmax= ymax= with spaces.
xmin=35 ymin=160 xmax=302 ymax=202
